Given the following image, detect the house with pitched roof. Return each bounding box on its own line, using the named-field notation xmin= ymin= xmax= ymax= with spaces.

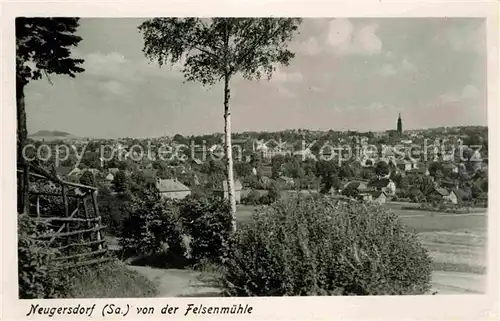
xmin=395 ymin=160 xmax=412 ymax=172
xmin=358 ymin=190 xmax=388 ymax=204
xmin=429 ymin=188 xmax=458 ymax=204
xmin=367 ymin=178 xmax=396 ymax=195
xmin=369 ymin=191 xmax=388 ymax=204
xmin=155 ymin=178 xmax=191 ymax=200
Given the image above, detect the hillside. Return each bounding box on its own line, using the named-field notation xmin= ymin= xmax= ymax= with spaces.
xmin=29 ymin=130 xmax=82 ymax=141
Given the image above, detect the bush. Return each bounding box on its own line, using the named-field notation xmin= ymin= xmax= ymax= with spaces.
xmin=18 ymin=214 xmax=66 ymax=299
xmin=242 ymin=189 xmax=261 ymax=205
xmin=120 ymin=187 xmax=184 ymax=258
xmin=98 ymin=192 xmax=132 ymax=236
xmin=178 ymin=197 xmax=232 ymax=264
xmin=221 ymin=195 xmax=432 ymax=296
xmin=256 ymin=183 xmax=281 ymax=205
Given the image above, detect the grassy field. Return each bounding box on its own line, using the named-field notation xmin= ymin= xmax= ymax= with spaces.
xmin=236 ymin=203 xmax=487 ymax=232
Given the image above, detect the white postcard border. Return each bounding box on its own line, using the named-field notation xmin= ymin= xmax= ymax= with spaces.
xmin=1 ymin=1 xmax=499 ymax=320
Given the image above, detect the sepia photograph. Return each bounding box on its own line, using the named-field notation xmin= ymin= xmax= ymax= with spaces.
xmin=2 ymin=2 xmax=498 ymax=318
xmin=14 ymin=16 xmax=490 ymax=299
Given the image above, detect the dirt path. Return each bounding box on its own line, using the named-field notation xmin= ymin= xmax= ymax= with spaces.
xmin=128 ymin=265 xmax=486 ymax=296
xmin=127 ymin=265 xmax=222 ymax=297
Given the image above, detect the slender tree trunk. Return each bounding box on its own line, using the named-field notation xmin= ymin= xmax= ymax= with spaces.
xmin=223 ymin=74 xmax=237 ymax=232
xmin=17 ymin=80 xmax=27 ymax=165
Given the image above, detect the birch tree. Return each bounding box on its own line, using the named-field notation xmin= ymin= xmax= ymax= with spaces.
xmin=139 ymin=18 xmax=302 ymax=232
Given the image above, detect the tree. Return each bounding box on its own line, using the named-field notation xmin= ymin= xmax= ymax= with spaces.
xmin=470 ymin=183 xmax=483 ymax=199
xmin=320 ymin=174 xmax=341 ymax=194
xmin=416 ymin=175 xmax=435 ymax=197
xmin=428 ymin=162 xmax=445 ymax=184
xmin=338 ymin=163 xmax=354 ymax=181
xmin=391 ymin=173 xmax=409 ymax=190
xmin=16 ymin=18 xmax=84 ymax=163
xmin=139 ymin=18 xmax=302 ymax=232
xmin=267 ymin=182 xmax=281 ymax=203
xmin=271 ymin=154 xmax=287 ymax=179
xmin=112 ymin=170 xmax=129 ymax=195
xmin=79 ymin=171 xmax=95 ymax=187
xmin=234 ymin=161 xmax=253 ymax=178
xmin=375 ymin=161 xmax=390 ymax=178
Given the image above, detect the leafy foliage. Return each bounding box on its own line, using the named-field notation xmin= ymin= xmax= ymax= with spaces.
xmin=241 ymin=189 xmax=262 ymax=205
xmin=221 ymin=195 xmax=432 ymax=296
xmin=16 ymin=18 xmax=84 ymax=85
xmin=342 ymin=184 xmax=360 ymax=198
xmin=18 ymin=214 xmax=66 ymax=299
xmin=120 ymin=190 xmax=231 ymax=265
xmin=375 ymin=161 xmax=390 ymax=177
xmin=178 ymin=197 xmax=232 ymax=264
xmin=120 ymin=187 xmax=183 ymax=258
xmin=138 ymin=18 xmax=302 ymax=230
xmin=79 ymin=171 xmax=95 ymax=187
xmin=98 ymin=191 xmax=132 ymax=236
xmin=139 ymin=18 xmax=302 ymax=85
xmin=112 ymin=170 xmax=129 ymax=194
xmin=16 ymin=18 xmax=84 ymax=160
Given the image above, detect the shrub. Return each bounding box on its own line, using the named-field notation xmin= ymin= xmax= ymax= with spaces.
xmin=98 ymin=192 xmax=132 ymax=236
xmin=242 ymin=189 xmax=261 ymax=205
xmin=221 ymin=195 xmax=432 ymax=296
xmin=178 ymin=197 xmax=232 ymax=264
xmin=120 ymin=187 xmax=184 ymax=258
xmin=18 ymin=214 xmax=66 ymax=299
xmin=267 ymin=183 xmax=281 ymax=203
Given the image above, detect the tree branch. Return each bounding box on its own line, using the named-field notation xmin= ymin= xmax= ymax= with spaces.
xmin=231 ymin=22 xmax=285 ymax=74
xmin=43 ymin=70 xmax=54 ymax=85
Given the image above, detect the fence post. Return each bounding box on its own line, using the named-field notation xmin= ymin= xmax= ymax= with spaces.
xmin=61 ymin=184 xmax=69 ymax=244
xmin=91 ymin=191 xmax=103 ymax=250
xmin=22 ymin=164 xmax=30 ymax=214
xmin=36 ymin=195 xmax=40 ymax=217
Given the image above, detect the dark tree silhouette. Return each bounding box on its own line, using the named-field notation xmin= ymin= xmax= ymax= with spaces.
xmin=16 ymin=18 xmax=84 ymax=163
xmin=375 ymin=161 xmax=390 ymax=178
xmin=79 ymin=171 xmax=95 ymax=187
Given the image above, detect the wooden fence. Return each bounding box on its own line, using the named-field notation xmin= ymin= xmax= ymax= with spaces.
xmin=17 ymin=163 xmax=113 ymax=270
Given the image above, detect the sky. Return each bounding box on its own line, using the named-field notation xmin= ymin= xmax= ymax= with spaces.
xmin=25 ymin=18 xmax=487 ymax=138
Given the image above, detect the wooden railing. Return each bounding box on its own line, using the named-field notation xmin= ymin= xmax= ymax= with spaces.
xmin=17 ymin=163 xmax=112 ymax=270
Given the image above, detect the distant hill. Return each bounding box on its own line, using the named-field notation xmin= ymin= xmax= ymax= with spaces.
xmin=29 ymin=130 xmax=82 ymax=141
xmin=30 ymin=130 xmax=72 ymax=137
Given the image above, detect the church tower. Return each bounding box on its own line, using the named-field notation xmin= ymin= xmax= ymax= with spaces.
xmin=397 ymin=113 xmax=403 ymax=136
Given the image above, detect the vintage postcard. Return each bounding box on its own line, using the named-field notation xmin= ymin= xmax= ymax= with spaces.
xmin=1 ymin=0 xmax=498 ymax=320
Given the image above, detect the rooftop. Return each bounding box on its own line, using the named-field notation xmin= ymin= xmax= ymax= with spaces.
xmin=156 ymin=178 xmax=191 ymax=192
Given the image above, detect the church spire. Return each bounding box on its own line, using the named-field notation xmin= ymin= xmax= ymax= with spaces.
xmin=397 ymin=113 xmax=403 ymax=136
